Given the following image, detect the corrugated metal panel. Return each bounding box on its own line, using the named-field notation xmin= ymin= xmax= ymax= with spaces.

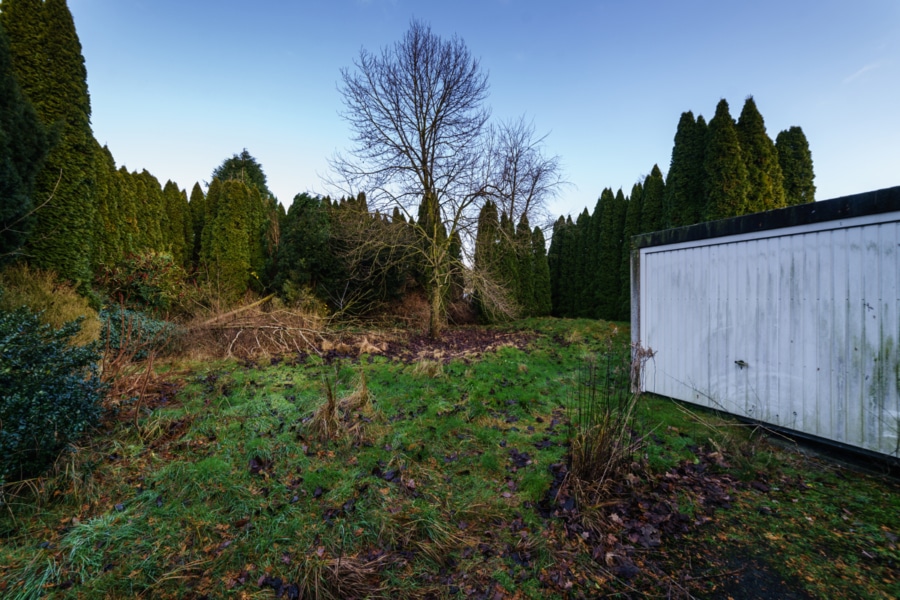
xmin=637 ymin=213 xmax=900 ymax=458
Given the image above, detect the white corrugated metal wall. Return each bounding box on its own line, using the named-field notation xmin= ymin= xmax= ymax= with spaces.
xmin=636 ymin=211 xmax=900 ymax=458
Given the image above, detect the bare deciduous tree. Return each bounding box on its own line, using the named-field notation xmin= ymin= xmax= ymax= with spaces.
xmin=329 ymin=19 xmax=563 ymax=337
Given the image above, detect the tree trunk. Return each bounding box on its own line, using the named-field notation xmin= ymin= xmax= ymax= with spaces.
xmin=428 ymin=280 xmax=443 ymax=339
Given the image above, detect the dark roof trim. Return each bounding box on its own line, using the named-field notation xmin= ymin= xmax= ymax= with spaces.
xmin=633 ymin=185 xmax=900 ymax=249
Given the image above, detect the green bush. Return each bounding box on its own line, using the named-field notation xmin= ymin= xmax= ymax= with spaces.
xmin=95 ymin=252 xmax=194 ymax=315
xmin=100 ymin=305 xmax=182 ymax=360
xmin=0 ymin=306 xmax=105 ymax=486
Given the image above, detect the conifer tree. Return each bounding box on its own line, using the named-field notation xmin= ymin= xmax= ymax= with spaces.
xmin=90 ymin=142 xmax=120 ymax=268
xmin=116 ymin=166 xmax=138 ymax=256
xmin=200 ymin=178 xmax=222 ymax=270
xmin=737 ymin=96 xmax=785 ymax=212
xmin=497 ymin=211 xmax=519 ymax=300
xmin=135 ymin=170 xmax=164 ymax=251
xmin=274 ymin=192 xmax=341 ymax=299
xmin=514 ymin=214 xmax=534 ymax=316
xmin=559 ymin=215 xmax=577 ymax=317
xmin=0 ymin=19 xmax=50 ymax=261
xmin=162 ymin=180 xmax=190 ymax=268
xmin=704 ymin=99 xmax=750 ymax=221
xmin=584 ymin=192 xmax=606 ymax=317
xmin=619 ymin=182 xmax=643 ymax=320
xmin=212 ymin=149 xmax=274 ymax=202
xmin=188 ymin=182 xmax=206 ymax=269
xmin=531 ymin=226 xmax=552 ymax=316
xmin=547 ymin=215 xmax=566 ymax=316
xmin=573 ymin=208 xmax=592 ymax=318
xmin=3 ymin=0 xmax=96 ymax=282
xmin=207 ymin=180 xmax=251 ymax=301
xmin=640 ymin=164 xmax=666 ymax=234
xmin=776 ymin=126 xmax=816 ymax=205
xmin=595 ymin=189 xmax=627 ymax=320
xmin=664 ymin=111 xmax=707 ymax=228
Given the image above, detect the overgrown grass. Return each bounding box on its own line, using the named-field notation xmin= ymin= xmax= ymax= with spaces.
xmin=0 ymin=318 xmax=897 ymax=599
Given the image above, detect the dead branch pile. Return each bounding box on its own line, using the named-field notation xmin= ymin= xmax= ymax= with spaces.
xmin=185 ymin=296 xmax=328 ymax=359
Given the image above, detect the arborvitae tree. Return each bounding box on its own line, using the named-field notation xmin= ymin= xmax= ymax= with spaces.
xmin=595 ymin=189 xmax=627 ymax=320
xmin=640 ymin=164 xmax=666 ymax=234
xmin=737 ymin=96 xmax=785 ymax=213
xmin=134 ymin=170 xmax=164 ymax=252
xmin=207 ymin=180 xmax=251 ymax=301
xmin=188 ymin=182 xmax=206 ymax=269
xmin=116 ymin=166 xmax=138 ymax=256
xmin=0 ymin=19 xmax=50 ymax=261
xmin=200 ymin=178 xmax=222 ymax=269
xmin=664 ymin=112 xmax=708 ymax=228
xmin=776 ymin=126 xmax=816 ymax=205
xmin=704 ymin=99 xmax=750 ymax=221
xmin=572 ymin=208 xmax=592 ymax=318
xmin=619 ymin=182 xmax=643 ymax=320
xmin=245 ymin=185 xmax=268 ymax=292
xmin=162 ymin=180 xmax=190 ymax=268
xmin=474 ymin=199 xmax=499 ymax=275
xmin=558 ymin=215 xmax=577 ymax=317
xmin=531 ymin=225 xmax=552 ymax=317
xmin=497 ymin=210 xmax=519 ymax=300
xmin=547 ymin=215 xmax=566 ymax=316
xmin=514 ymin=214 xmax=534 ymax=316
xmin=3 ymin=0 xmax=97 ymax=282
xmin=585 ymin=192 xmax=606 ymax=318
xmin=90 ymin=142 xmax=120 ymax=268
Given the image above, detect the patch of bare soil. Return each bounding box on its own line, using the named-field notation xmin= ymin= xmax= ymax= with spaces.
xmin=382 ymin=327 xmax=536 ymax=364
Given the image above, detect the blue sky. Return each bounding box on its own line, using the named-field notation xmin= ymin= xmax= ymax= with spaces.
xmin=68 ymin=0 xmax=900 ymax=221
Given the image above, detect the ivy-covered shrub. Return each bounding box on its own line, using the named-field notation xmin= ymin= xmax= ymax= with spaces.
xmin=100 ymin=305 xmax=182 ymax=360
xmin=95 ymin=252 xmax=194 ymax=315
xmin=0 ymin=306 xmax=104 ymax=486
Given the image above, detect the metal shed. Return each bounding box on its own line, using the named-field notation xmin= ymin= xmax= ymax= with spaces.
xmin=631 ymin=186 xmax=900 ymax=459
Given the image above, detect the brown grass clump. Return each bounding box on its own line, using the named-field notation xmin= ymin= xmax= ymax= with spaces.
xmin=308 ymin=367 xmax=377 ymax=442
xmin=410 ymin=359 xmax=443 ymax=378
xmin=0 ymin=263 xmax=100 ymax=345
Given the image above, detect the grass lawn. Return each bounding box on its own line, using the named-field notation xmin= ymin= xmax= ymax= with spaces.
xmin=1 ymin=318 xmax=897 ymax=598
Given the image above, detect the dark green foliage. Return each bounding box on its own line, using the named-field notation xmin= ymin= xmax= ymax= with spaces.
xmin=95 ymin=252 xmax=192 ymax=315
xmin=704 ymin=99 xmax=750 ymax=221
xmin=3 ymin=0 xmax=96 ymax=282
xmin=474 ymin=200 xmax=501 ymax=320
xmin=90 ymin=143 xmax=122 ymax=269
xmin=572 ymin=208 xmax=592 ymax=318
xmin=736 ymin=97 xmax=785 ymax=212
xmin=776 ymin=126 xmax=816 ymax=205
xmin=514 ymin=214 xmax=534 ymax=315
xmin=211 ymin=149 xmax=274 ymax=202
xmin=0 ymin=304 xmax=103 ymax=485
xmin=497 ymin=211 xmax=518 ymax=297
xmin=99 ymin=305 xmax=181 ymax=361
xmin=274 ymin=193 xmax=343 ymax=301
xmin=531 ymin=226 xmax=551 ymax=316
xmin=188 ymin=182 xmax=206 ymax=269
xmin=640 ymin=164 xmax=666 ymax=234
xmin=133 ymin=170 xmax=164 ymax=252
xmin=162 ymin=181 xmax=191 ymax=269
xmin=595 ymin=189 xmax=627 ymax=320
xmin=664 ymin=112 xmax=707 ymax=228
xmin=0 ymin=19 xmax=50 ymax=262
xmin=547 ymin=216 xmax=567 ymax=316
xmin=205 ymin=180 xmax=251 ymax=302
xmin=619 ymin=182 xmax=643 ymax=320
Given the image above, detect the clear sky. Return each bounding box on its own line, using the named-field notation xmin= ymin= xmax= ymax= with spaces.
xmin=68 ymin=0 xmax=900 ymax=222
